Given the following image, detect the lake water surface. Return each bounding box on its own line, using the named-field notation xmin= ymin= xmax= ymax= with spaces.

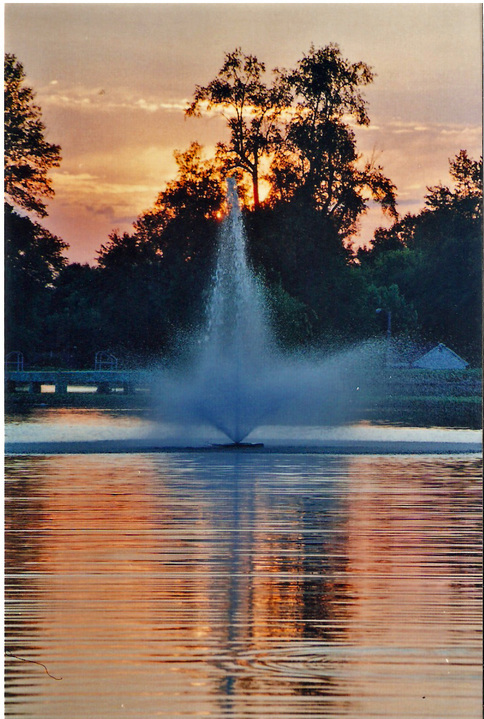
xmin=5 ymin=409 xmax=482 ymax=718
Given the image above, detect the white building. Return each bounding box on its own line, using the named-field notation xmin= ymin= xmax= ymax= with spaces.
xmin=411 ymin=343 xmax=469 ymax=370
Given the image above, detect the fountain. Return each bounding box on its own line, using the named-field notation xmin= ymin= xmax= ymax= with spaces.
xmin=183 ymin=178 xmax=275 ymax=445
xmin=152 ymin=179 xmax=388 ymax=447
xmin=153 ymin=178 xmax=276 ymax=445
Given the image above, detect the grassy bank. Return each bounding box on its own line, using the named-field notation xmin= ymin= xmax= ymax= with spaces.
xmin=366 ymin=368 xmax=482 ymax=428
xmin=5 ymin=367 xmax=482 ymax=429
xmin=5 ymin=390 xmax=153 ymax=413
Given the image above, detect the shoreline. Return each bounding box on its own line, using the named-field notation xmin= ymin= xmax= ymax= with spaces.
xmin=5 ymin=438 xmax=482 ymax=456
xmin=5 ymin=392 xmax=482 ymax=431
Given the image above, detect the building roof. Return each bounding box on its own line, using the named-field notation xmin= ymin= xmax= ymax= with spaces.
xmin=411 ymin=343 xmax=469 ymax=370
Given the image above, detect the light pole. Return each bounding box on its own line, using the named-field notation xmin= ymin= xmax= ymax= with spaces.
xmin=376 ymin=308 xmax=392 ymax=340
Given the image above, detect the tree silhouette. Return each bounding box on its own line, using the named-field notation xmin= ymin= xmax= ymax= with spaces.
xmin=5 ymin=204 xmax=68 ymax=354
xmin=186 ymin=48 xmax=289 ymax=207
xmin=4 ymin=54 xmax=62 ymax=217
xmin=361 ymin=151 xmax=482 ymax=360
xmin=268 ymin=44 xmax=397 ymax=235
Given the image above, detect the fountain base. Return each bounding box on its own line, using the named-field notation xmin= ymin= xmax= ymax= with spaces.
xmin=211 ymin=442 xmax=264 ymax=449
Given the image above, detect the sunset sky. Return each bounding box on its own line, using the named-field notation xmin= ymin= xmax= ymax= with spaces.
xmin=5 ymin=3 xmax=482 ymax=264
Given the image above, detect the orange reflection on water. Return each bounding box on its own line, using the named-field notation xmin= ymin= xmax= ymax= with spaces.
xmin=341 ymin=455 xmax=482 ymax=717
xmin=5 ymin=452 xmax=482 ymax=718
xmin=5 ymin=455 xmax=223 ymax=718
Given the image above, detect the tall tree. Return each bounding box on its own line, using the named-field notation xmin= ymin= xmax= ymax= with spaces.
xmin=186 ymin=48 xmax=289 ymax=207
xmin=4 ymin=54 xmax=67 ymax=359
xmin=268 ymin=44 xmax=397 ymax=235
xmin=4 ymin=53 xmax=62 ymax=217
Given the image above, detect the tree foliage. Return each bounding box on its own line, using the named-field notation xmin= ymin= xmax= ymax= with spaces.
xmin=5 ymin=203 xmax=68 ymax=353
xmin=425 ymin=150 xmax=482 ymax=219
xmin=360 ymin=151 xmax=482 ymax=361
xmin=187 ymin=49 xmax=289 ymax=207
xmin=187 ymin=44 xmax=397 ymax=236
xmin=267 ymin=44 xmax=397 ymax=234
xmin=4 ymin=53 xmax=62 ymax=217
xmin=4 ymin=55 xmax=68 ymax=357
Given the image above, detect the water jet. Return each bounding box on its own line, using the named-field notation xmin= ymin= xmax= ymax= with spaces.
xmin=152 ymin=180 xmax=379 ymax=445
xmin=145 ymin=179 xmax=480 ymax=452
xmin=154 ymin=177 xmax=289 ymax=445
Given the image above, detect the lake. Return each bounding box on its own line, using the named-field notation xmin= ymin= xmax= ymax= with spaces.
xmin=4 ymin=408 xmax=482 ymax=718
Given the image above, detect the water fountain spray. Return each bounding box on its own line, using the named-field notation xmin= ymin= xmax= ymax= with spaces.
xmin=192 ymin=178 xmax=275 ymax=443
xmin=153 ymin=179 xmax=383 ymax=446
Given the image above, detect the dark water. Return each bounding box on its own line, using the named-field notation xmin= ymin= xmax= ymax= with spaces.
xmin=5 ymin=449 xmax=482 ymax=718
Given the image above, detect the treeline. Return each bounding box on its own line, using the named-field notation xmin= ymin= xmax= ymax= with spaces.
xmin=4 ymin=49 xmax=482 ymax=368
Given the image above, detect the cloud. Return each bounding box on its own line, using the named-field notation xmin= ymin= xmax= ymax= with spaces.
xmin=134 ymin=98 xmax=190 ymax=113
xmin=39 ymin=82 xmax=190 ymax=116
xmin=52 ymin=169 xmax=156 ymax=196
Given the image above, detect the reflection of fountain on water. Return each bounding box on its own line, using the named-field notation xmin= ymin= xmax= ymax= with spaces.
xmin=153 ymin=179 xmax=382 ymax=445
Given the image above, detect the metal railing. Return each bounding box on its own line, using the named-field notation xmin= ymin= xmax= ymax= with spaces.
xmin=5 ymin=351 xmax=24 ymax=371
